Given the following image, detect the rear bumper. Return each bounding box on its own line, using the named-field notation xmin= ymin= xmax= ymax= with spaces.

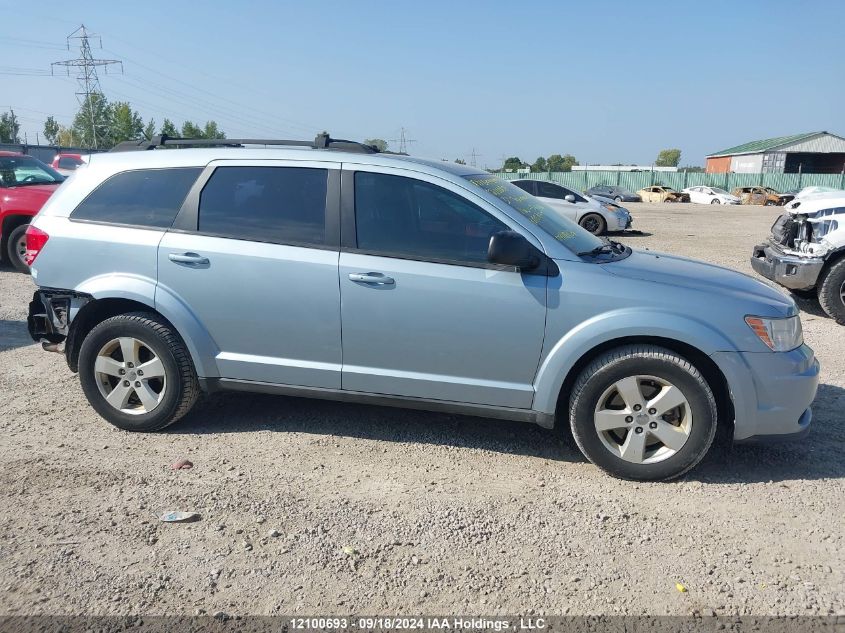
xmin=27 ymin=288 xmax=92 ymax=344
xmin=750 ymin=242 xmax=824 ymax=290
xmin=712 ymin=345 xmax=820 ymax=442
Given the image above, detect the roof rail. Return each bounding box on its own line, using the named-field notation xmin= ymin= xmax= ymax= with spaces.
xmin=110 ymin=133 xmax=380 ymax=154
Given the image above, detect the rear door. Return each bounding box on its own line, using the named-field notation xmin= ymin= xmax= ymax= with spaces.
xmin=157 ymin=159 xmax=342 ymax=388
xmin=337 ymin=166 xmax=547 ymax=408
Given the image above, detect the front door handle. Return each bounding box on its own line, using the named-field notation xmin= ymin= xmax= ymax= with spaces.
xmin=169 ymin=252 xmax=210 ymax=266
xmin=348 ymin=272 xmax=395 ymax=285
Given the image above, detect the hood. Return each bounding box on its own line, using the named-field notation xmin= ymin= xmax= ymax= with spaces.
xmin=1 ymin=183 xmax=61 ymax=213
xmin=604 ymin=249 xmax=795 ymax=316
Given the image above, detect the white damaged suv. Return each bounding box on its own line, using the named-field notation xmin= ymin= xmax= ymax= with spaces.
xmin=751 ymin=194 xmax=845 ymax=324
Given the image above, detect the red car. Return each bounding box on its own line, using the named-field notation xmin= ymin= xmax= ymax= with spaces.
xmin=50 ymin=153 xmax=86 ymax=176
xmin=0 ymin=151 xmax=65 ymax=271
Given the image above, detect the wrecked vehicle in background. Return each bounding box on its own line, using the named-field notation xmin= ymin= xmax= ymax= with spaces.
xmin=636 ymin=186 xmax=690 ymax=203
xmin=751 ymin=194 xmax=845 ymax=324
xmin=732 ymin=186 xmax=782 ymax=206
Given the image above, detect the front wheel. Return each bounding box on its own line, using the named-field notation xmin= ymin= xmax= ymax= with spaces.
xmin=6 ymin=223 xmax=30 ymax=272
xmin=710 ymin=198 xmax=721 ymax=205
xmin=578 ymin=213 xmax=607 ymax=235
xmin=568 ymin=345 xmax=717 ymax=481
xmin=818 ymin=258 xmax=845 ymax=325
xmin=78 ymin=312 xmax=200 ymax=431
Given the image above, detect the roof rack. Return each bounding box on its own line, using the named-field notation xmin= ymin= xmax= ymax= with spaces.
xmin=110 ymin=133 xmax=380 ymax=154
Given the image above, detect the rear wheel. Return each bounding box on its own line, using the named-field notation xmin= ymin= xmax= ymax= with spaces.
xmin=6 ymin=223 xmax=30 ymax=272
xmin=579 ymin=213 xmax=606 ymax=235
xmin=614 ymin=196 xmax=623 ymax=203
xmin=818 ymin=258 xmax=845 ymax=325
xmin=568 ymin=345 xmax=717 ymax=481
xmin=78 ymin=312 xmax=200 ymax=431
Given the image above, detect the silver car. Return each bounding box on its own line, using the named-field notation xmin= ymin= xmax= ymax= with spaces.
xmin=25 ymin=134 xmax=819 ymax=481
xmin=511 ymin=179 xmax=632 ymax=235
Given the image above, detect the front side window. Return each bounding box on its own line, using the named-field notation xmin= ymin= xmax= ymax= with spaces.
xmin=511 ymin=181 xmax=534 ymax=194
xmin=0 ymin=156 xmax=64 ymax=187
xmin=537 ymin=182 xmax=565 ymax=199
xmin=355 ymin=172 xmax=508 ymax=264
xmin=71 ymin=168 xmax=200 ymax=227
xmin=198 ymin=166 xmax=328 ymax=245
xmin=464 ymin=174 xmax=603 ymax=254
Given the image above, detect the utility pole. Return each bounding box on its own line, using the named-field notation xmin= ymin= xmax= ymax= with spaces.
xmin=52 ymin=25 xmax=123 ymax=149
xmin=390 ymin=127 xmax=416 ymax=154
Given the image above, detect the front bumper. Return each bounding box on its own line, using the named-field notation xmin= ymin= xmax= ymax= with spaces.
xmin=750 ymin=242 xmax=825 ymax=291
xmin=712 ymin=344 xmax=820 ymax=442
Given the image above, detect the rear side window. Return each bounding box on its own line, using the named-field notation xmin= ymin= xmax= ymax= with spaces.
xmin=198 ymin=166 xmax=327 ymax=246
xmin=71 ymin=168 xmax=200 ymax=228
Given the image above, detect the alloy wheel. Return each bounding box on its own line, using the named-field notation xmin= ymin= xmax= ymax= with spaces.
xmin=15 ymin=234 xmax=27 ymax=268
xmin=593 ymin=375 xmax=692 ymax=464
xmin=94 ymin=337 xmax=167 ymax=414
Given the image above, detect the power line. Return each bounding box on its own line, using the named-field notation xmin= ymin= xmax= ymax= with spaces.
xmin=51 ymin=25 xmax=123 ymax=149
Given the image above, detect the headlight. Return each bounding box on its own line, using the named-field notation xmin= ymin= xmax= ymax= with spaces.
xmin=745 ymin=315 xmax=803 ymax=351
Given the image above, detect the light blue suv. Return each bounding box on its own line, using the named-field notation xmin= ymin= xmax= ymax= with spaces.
xmin=25 ymin=135 xmax=820 ymax=480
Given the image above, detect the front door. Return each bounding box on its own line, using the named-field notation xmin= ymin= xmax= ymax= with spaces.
xmin=338 ymin=167 xmax=547 ymax=409
xmin=158 ymin=159 xmax=343 ymax=388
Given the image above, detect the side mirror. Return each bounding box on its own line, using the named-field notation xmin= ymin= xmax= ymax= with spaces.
xmin=488 ymin=231 xmax=539 ymax=269
xmin=564 ymin=194 xmax=575 ymax=203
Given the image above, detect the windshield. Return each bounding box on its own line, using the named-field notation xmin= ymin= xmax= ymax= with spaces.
xmin=463 ymin=174 xmax=603 ymax=254
xmin=0 ymin=156 xmax=64 ymax=187
xmin=711 ymin=187 xmax=729 ymax=195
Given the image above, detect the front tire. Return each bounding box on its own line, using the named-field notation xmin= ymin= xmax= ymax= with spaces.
xmin=568 ymin=345 xmax=717 ymax=481
xmin=711 ymin=198 xmax=721 ymax=205
xmin=78 ymin=312 xmax=200 ymax=431
xmin=6 ymin=223 xmax=30 ymax=272
xmin=579 ymin=213 xmax=607 ymax=235
xmin=818 ymin=257 xmax=845 ymax=325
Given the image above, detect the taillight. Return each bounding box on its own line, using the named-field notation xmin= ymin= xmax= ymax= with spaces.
xmin=25 ymin=225 xmax=49 ymax=266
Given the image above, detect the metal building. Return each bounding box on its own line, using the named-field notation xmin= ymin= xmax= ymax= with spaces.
xmin=706 ymin=131 xmax=845 ymax=174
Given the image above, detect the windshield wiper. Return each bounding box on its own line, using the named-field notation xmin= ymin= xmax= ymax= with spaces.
xmin=577 ymin=240 xmax=626 ymax=257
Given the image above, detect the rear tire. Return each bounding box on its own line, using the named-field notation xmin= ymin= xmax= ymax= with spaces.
xmin=78 ymin=312 xmax=200 ymax=431
xmin=614 ymin=196 xmax=623 ymax=203
xmin=568 ymin=345 xmax=717 ymax=481
xmin=579 ymin=213 xmax=607 ymax=235
xmin=6 ymin=223 xmax=30 ymax=272
xmin=817 ymin=258 xmax=845 ymax=325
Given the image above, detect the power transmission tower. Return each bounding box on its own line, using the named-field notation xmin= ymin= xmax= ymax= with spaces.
xmin=390 ymin=127 xmax=416 ymax=154
xmin=469 ymin=147 xmax=481 ymax=168
xmin=52 ymin=25 xmax=123 ymax=149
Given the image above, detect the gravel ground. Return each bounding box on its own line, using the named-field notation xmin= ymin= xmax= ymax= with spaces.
xmin=0 ymin=202 xmax=843 ymax=617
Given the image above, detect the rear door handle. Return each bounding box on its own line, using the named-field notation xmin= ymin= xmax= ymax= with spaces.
xmin=348 ymin=272 xmax=395 ymax=285
xmin=169 ymin=252 xmax=210 ymax=266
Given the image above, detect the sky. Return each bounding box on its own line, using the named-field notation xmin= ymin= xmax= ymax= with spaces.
xmin=1 ymin=0 xmax=843 ymax=168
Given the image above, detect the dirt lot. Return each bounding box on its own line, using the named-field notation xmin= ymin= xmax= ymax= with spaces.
xmin=0 ymin=202 xmax=843 ymax=617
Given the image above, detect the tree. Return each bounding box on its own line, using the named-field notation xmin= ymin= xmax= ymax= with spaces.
xmin=56 ymin=127 xmax=75 ymax=146
xmin=181 ymin=121 xmax=204 ymax=138
xmin=503 ymin=157 xmax=524 ymax=172
xmin=43 ymin=116 xmax=61 ymax=145
xmin=160 ymin=118 xmax=179 ymax=137
xmin=0 ymin=111 xmax=21 ymax=143
xmin=203 ymin=121 xmax=225 ymax=139
xmin=454 ymin=158 xmax=466 ymax=165
xmin=71 ymin=92 xmax=112 ymax=148
xmin=364 ymin=138 xmax=388 ymax=152
xmin=110 ymin=102 xmax=145 ymax=144
xmin=547 ymin=153 xmax=579 ymax=172
xmin=655 ymin=148 xmax=681 ymax=167
xmin=143 ymin=119 xmax=156 ymax=140
xmin=679 ymin=165 xmax=704 ymax=173
xmin=531 ymin=157 xmax=548 ymax=173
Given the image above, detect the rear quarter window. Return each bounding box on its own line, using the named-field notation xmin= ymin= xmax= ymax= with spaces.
xmin=71 ymin=168 xmax=201 ymax=228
